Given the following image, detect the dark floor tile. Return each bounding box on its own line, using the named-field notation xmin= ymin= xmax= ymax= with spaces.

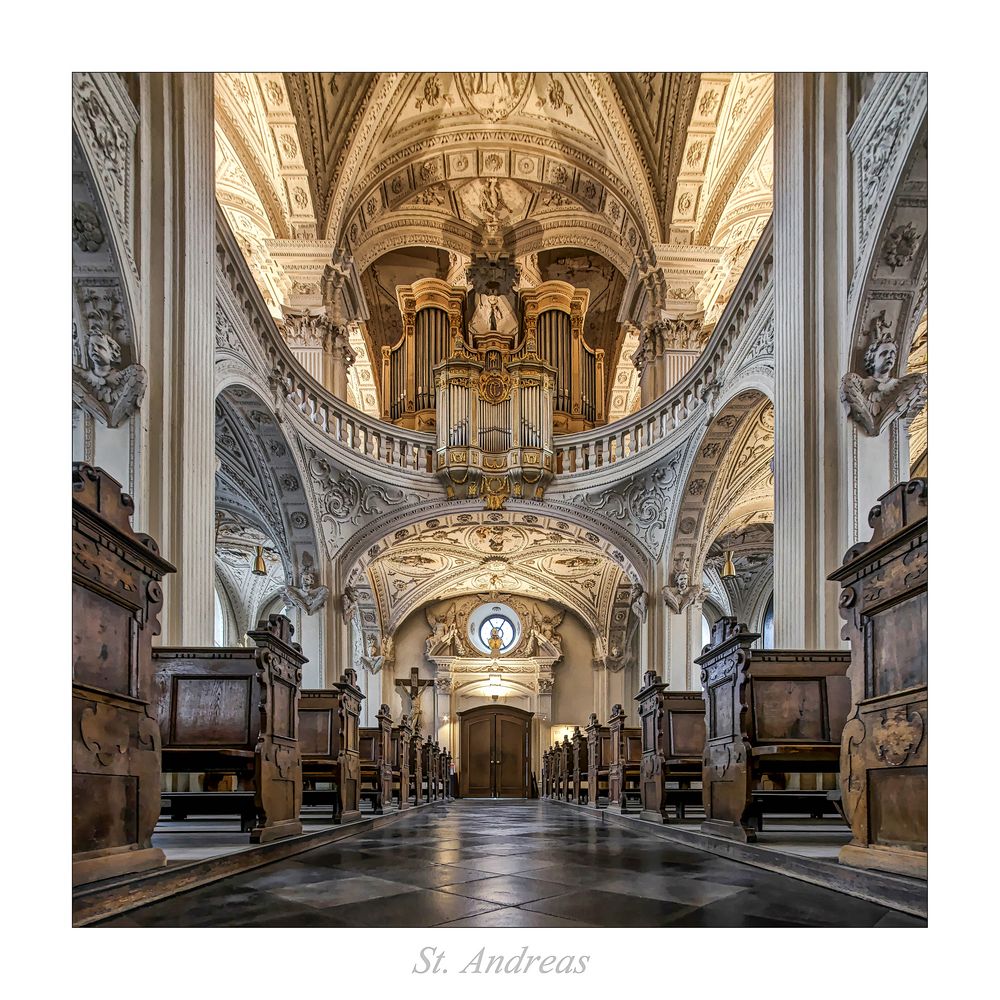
xmin=874 ymin=911 xmax=927 ymax=928
xmin=519 ymin=888 xmax=696 ymax=927
xmin=447 ymin=854 xmax=559 ymax=875
xmin=437 ymin=906 xmax=593 ymax=928
xmin=437 ymin=874 xmax=572 ymax=906
xmin=319 ymin=888 xmax=501 ymax=927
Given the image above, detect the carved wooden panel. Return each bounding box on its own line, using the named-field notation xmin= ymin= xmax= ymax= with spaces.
xmin=831 ymin=478 xmax=928 ymax=878
xmin=696 ymin=617 xmax=849 ymax=842
xmin=153 ymin=615 xmax=306 ymax=843
xmin=171 ymin=676 xmax=252 ymax=745
xmin=72 ymin=464 xmax=176 ymax=886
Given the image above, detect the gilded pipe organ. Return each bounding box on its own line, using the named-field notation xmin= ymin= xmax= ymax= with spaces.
xmin=380 ymin=260 xmax=606 ymax=508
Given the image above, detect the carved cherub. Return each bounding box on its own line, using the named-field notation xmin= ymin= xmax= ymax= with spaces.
xmin=281 ymin=557 xmax=329 ymax=615
xmin=841 ymin=312 xmax=928 ymax=435
xmin=72 ymin=326 xmax=148 ymax=428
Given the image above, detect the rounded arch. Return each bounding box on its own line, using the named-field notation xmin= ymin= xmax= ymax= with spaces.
xmin=214 ymin=381 xmax=324 ymax=587
xmin=843 ymin=77 xmax=927 ymax=433
xmin=665 ymin=387 xmax=772 ymax=601
xmin=335 ymin=498 xmax=650 ymax=598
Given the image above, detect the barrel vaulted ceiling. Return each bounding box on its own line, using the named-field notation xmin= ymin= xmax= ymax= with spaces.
xmin=214 ymin=71 xmax=774 ymax=410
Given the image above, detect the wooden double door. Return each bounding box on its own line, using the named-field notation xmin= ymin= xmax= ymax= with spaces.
xmin=459 ymin=706 xmax=532 ymax=798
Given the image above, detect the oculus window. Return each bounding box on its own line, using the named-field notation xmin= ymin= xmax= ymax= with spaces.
xmin=468 ymin=602 xmax=522 ymax=655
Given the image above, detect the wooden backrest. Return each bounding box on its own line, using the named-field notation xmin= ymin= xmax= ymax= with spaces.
xmin=73 ymin=464 xmax=175 ymax=703
xmin=696 ymin=618 xmax=850 ymax=748
xmin=830 ymin=477 xmax=928 ymax=704
xmin=571 ymin=727 xmax=588 ymax=772
xmin=154 ymin=615 xmax=305 ymax=752
xmin=663 ymin=692 xmax=706 ymax=758
xmin=585 ymin=713 xmax=611 ymax=767
xmin=637 ymin=671 xmax=706 ymax=760
xmin=607 ymin=705 xmax=640 ymax=765
xmin=391 ymin=715 xmax=413 ymax=768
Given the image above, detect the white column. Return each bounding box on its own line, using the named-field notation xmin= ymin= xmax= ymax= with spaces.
xmin=137 ymin=72 xmax=215 ymax=645
xmin=772 ymin=73 xmax=853 ymax=650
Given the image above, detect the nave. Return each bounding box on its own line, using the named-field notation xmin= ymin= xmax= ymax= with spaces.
xmin=98 ymin=800 xmax=924 ymax=928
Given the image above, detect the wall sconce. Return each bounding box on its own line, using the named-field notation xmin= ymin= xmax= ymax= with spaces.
xmin=721 ymin=550 xmax=737 ymax=579
xmin=251 ymin=545 xmax=267 ymax=576
xmin=441 ymin=714 xmax=450 ymax=723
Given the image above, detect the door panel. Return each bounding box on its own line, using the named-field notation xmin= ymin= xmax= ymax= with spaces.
xmin=459 ymin=707 xmax=533 ymax=798
xmin=497 ymin=716 xmax=526 ymax=797
xmin=465 ymin=717 xmax=494 ymax=797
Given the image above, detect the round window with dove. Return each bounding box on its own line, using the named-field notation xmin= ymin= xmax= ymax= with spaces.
xmin=468 ymin=602 xmax=521 ymax=655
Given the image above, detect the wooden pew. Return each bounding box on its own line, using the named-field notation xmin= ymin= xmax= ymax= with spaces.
xmin=442 ymin=747 xmax=454 ymax=798
xmin=586 ymin=713 xmax=612 ymax=808
xmin=559 ymin=735 xmax=574 ymax=801
xmin=390 ymin=715 xmax=412 ymax=810
xmin=635 ymin=672 xmax=705 ymax=822
xmin=409 ymin=724 xmax=424 ymax=805
xmin=419 ymin=738 xmax=434 ymax=801
xmin=570 ymin=726 xmax=589 ymax=804
xmin=540 ymin=748 xmax=550 ymax=797
xmin=607 ymin=705 xmax=642 ymax=813
xmin=72 ymin=464 xmax=177 ymax=885
xmin=429 ymin=741 xmax=442 ymax=800
xmin=153 ymin=614 xmax=306 ymax=843
xmin=830 ymin=478 xmax=928 ymax=879
xmin=299 ymin=669 xmax=364 ymax=824
xmin=697 ymin=617 xmax=851 ymax=842
xmin=359 ymin=704 xmax=394 ymax=814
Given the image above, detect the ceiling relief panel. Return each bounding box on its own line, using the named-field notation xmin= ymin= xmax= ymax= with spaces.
xmin=353 ymin=511 xmax=635 ymax=637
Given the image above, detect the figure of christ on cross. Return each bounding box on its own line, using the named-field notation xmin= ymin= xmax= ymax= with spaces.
xmin=395 ymin=667 xmax=434 ymax=732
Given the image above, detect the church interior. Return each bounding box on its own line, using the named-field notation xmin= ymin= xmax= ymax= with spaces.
xmin=68 ymin=68 xmax=933 ymax=933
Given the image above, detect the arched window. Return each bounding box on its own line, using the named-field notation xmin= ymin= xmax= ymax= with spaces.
xmin=702 ymin=612 xmax=712 ymax=651
xmin=213 ymin=588 xmax=226 ymax=647
xmin=762 ymin=593 xmax=775 ymax=650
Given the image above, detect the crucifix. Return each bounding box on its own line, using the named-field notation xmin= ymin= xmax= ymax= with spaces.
xmin=395 ymin=667 xmax=434 ymax=733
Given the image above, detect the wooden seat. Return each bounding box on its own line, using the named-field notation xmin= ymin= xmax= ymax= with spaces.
xmin=299 ymin=669 xmax=364 ymax=823
xmin=153 ymin=614 xmax=306 ymax=844
xmin=635 ymin=672 xmax=705 ymax=822
xmin=72 ymin=464 xmax=176 ymax=886
xmin=697 ymin=617 xmax=851 ymax=842
xmin=359 ymin=704 xmax=394 ymax=814
xmin=830 ymin=478 xmax=928 ymax=879
xmin=585 ymin=714 xmax=612 ymax=808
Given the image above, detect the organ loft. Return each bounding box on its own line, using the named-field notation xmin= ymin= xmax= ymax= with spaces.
xmin=65 ymin=67 xmax=936 ymax=937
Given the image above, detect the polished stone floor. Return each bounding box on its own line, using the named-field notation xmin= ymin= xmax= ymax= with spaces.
xmin=101 ymin=800 xmax=925 ymax=927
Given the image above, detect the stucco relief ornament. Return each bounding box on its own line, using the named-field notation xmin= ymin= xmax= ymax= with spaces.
xmin=281 ymin=556 xmax=329 ymax=615
xmin=456 ymin=73 xmax=532 ymax=122
xmin=841 ymin=311 xmax=927 ymax=436
xmin=72 ymin=294 xmax=147 ymax=428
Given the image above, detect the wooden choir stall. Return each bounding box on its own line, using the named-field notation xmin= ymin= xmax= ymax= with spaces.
xmin=299 ymin=669 xmax=365 ymax=824
xmin=697 ymin=617 xmax=851 ymax=842
xmin=586 ymin=713 xmax=612 ymax=808
xmin=635 ymin=673 xmax=705 ymax=822
xmin=570 ymin=726 xmax=589 ymax=804
xmin=72 ymin=464 xmax=176 ymax=885
xmin=390 ymin=715 xmax=413 ymax=810
xmin=154 ymin=614 xmax=306 ymax=843
xmin=830 ymin=478 xmax=928 ymax=878
xmin=607 ymin=704 xmax=642 ymax=813
xmin=359 ymin=704 xmax=394 ymax=814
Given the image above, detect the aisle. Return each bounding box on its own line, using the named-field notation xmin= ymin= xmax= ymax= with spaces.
xmin=101 ymin=800 xmax=924 ymax=927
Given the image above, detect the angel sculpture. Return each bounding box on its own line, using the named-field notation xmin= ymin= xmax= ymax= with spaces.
xmin=282 ymin=564 xmax=329 ymax=615
xmin=841 ymin=313 xmax=927 ymax=436
xmin=72 ymin=326 xmax=148 ymax=428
